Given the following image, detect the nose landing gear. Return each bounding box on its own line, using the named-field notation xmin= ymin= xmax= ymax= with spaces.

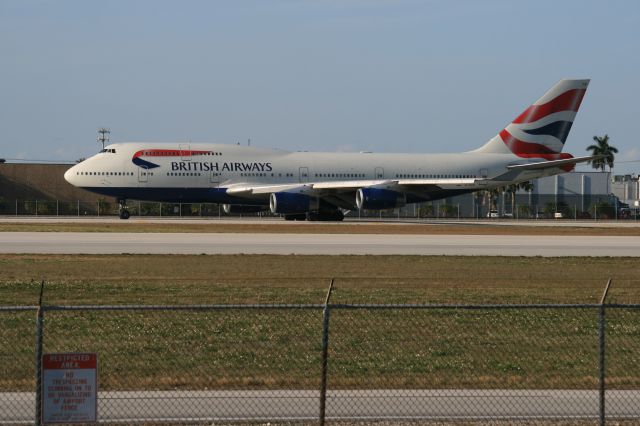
xmin=118 ymin=199 xmax=130 ymax=220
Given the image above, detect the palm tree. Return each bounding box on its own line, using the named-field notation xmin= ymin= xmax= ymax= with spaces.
xmin=506 ymin=181 xmax=534 ymax=216
xmin=586 ymin=134 xmax=618 ymax=172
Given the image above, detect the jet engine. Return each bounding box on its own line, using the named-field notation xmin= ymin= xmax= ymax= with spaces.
xmin=356 ymin=187 xmax=407 ymax=210
xmin=270 ymin=192 xmax=318 ymax=214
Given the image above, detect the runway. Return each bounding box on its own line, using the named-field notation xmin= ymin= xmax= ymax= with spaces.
xmin=3 ymin=389 xmax=640 ymax=423
xmin=1 ymin=232 xmax=639 ymax=256
xmin=3 ymin=216 xmax=640 ymax=227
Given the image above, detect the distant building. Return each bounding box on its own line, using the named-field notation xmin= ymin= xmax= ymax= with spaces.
xmin=528 ymin=171 xmax=611 ymax=214
xmin=395 ymin=171 xmax=616 ymax=219
xmin=611 ymin=174 xmax=640 ymax=207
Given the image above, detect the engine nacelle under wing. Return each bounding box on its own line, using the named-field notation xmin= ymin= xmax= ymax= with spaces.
xmin=270 ymin=192 xmax=318 ymax=214
xmin=356 ymin=187 xmax=407 ymax=210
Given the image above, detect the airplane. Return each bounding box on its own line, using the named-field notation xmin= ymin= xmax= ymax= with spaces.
xmin=64 ymin=79 xmax=594 ymax=220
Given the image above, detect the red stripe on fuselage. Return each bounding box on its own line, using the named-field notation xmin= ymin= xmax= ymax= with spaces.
xmin=512 ymin=89 xmax=586 ymax=124
xmin=132 ymin=149 xmax=211 ymax=159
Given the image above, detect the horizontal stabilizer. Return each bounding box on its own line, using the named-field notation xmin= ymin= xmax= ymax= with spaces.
xmin=506 ymin=155 xmax=596 ymax=171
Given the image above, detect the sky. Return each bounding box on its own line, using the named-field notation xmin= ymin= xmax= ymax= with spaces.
xmin=1 ymin=0 xmax=639 ymax=173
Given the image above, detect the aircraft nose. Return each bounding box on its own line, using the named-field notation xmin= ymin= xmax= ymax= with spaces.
xmin=64 ymin=166 xmax=76 ymax=186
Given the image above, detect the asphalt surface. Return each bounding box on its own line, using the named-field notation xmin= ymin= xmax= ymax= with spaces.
xmin=2 ymin=389 xmax=639 ymax=423
xmin=1 ymin=232 xmax=639 ymax=256
xmin=3 ymin=216 xmax=640 ymax=227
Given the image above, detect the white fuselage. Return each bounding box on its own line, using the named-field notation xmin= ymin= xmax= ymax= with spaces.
xmin=65 ymin=142 xmax=545 ymax=189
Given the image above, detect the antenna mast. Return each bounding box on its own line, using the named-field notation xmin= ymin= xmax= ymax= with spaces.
xmin=97 ymin=128 xmax=110 ymax=150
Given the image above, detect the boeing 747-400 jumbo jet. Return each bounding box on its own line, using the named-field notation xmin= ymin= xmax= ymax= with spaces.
xmin=65 ymin=79 xmax=593 ymax=220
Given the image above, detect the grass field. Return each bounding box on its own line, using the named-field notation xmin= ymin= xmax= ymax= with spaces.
xmin=1 ymin=254 xmax=638 ymax=305
xmin=1 ymin=254 xmax=639 ymax=392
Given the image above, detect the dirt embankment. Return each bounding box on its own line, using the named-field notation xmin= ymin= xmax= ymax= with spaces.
xmin=0 ymin=163 xmax=101 ymax=202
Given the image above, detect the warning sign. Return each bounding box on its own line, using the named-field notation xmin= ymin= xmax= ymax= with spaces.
xmin=42 ymin=353 xmax=97 ymax=424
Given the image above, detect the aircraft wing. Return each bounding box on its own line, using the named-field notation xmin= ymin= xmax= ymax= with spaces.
xmin=506 ymin=155 xmax=596 ymax=171
xmin=226 ymin=155 xmax=597 ymax=199
xmin=318 ymin=178 xmax=478 ymax=189
xmin=395 ymin=178 xmax=477 ymax=188
xmin=226 ymin=180 xmax=394 ymax=195
xmin=226 ymin=183 xmax=305 ymax=195
xmin=225 ymin=178 xmax=480 ymax=201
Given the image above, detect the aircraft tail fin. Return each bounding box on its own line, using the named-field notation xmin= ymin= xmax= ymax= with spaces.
xmin=474 ymin=79 xmax=590 ymax=159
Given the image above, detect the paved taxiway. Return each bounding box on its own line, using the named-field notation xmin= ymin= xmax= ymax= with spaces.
xmin=3 ymin=216 xmax=640 ymax=227
xmin=1 ymin=231 xmax=639 ymax=256
xmin=3 ymin=389 xmax=639 ymax=422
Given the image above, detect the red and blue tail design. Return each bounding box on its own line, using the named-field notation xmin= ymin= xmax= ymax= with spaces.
xmin=476 ymin=79 xmax=589 ymax=160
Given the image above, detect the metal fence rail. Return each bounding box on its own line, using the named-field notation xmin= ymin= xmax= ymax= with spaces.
xmin=1 ymin=195 xmax=635 ymax=220
xmin=1 ymin=302 xmax=639 ymax=424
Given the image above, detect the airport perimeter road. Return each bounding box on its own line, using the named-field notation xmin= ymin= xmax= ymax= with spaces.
xmin=2 ymin=389 xmax=640 ymax=422
xmin=1 ymin=232 xmax=639 ymax=256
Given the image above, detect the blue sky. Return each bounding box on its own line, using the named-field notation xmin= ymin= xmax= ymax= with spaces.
xmin=1 ymin=0 xmax=639 ymax=173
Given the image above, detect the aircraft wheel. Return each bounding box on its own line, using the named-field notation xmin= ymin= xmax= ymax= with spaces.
xmin=119 ymin=209 xmax=130 ymax=220
xmin=307 ymin=210 xmax=344 ymax=221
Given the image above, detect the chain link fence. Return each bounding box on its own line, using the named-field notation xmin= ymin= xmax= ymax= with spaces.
xmin=0 ymin=307 xmax=36 ymax=424
xmin=0 ymin=200 xmax=236 ymax=218
xmin=1 ymin=196 xmax=637 ymax=220
xmin=1 ymin=302 xmax=639 ymax=424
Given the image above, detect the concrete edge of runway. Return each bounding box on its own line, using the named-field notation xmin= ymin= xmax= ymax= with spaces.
xmin=1 ymin=231 xmax=639 ymax=256
xmin=2 ymin=215 xmax=640 ymax=228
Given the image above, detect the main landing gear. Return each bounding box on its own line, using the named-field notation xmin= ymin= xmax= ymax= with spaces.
xmin=307 ymin=209 xmax=344 ymax=221
xmin=283 ymin=209 xmax=345 ymax=221
xmin=118 ymin=199 xmax=130 ymax=220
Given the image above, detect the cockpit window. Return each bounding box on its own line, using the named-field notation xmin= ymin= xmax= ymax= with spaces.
xmin=100 ymin=149 xmax=117 ymax=154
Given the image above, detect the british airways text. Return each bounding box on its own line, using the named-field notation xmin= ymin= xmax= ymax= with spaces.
xmin=171 ymin=162 xmax=273 ymax=172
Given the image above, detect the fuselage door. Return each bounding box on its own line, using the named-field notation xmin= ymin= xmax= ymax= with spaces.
xmin=299 ymin=167 xmax=309 ymax=183
xmin=210 ymin=170 xmax=220 ymax=187
xmin=179 ymin=144 xmax=191 ymax=161
xmin=375 ymin=167 xmax=384 ymax=179
xmin=138 ymin=167 xmax=148 ymax=183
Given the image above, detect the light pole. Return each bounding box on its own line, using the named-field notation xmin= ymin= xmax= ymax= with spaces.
xmin=97 ymin=128 xmax=110 ymax=150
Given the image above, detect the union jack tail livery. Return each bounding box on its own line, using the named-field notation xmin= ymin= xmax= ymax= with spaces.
xmin=476 ymin=79 xmax=589 ymax=160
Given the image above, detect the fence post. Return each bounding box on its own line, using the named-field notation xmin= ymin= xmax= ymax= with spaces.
xmin=35 ymin=280 xmax=45 ymax=426
xmin=599 ymin=278 xmax=612 ymax=426
xmin=319 ymin=278 xmax=335 ymax=426
xmin=77 ymin=200 xmax=80 ymax=217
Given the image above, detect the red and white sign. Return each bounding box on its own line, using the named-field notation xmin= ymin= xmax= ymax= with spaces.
xmin=42 ymin=353 xmax=97 ymax=424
